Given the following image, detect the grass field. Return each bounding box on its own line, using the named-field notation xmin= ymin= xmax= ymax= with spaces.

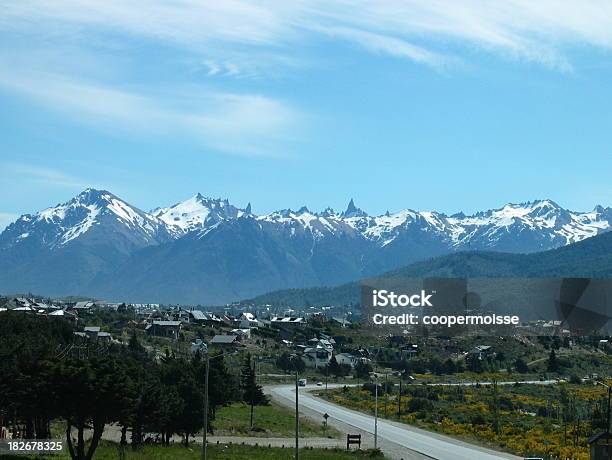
xmin=3 ymin=441 xmax=384 ymax=460
xmin=214 ymin=402 xmax=339 ymax=438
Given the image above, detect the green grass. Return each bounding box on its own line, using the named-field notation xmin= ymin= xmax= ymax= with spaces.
xmin=2 ymin=441 xmax=384 ymax=460
xmin=214 ymin=402 xmax=339 ymax=438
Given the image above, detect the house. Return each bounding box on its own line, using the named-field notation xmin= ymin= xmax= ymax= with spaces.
xmin=48 ymin=309 xmax=76 ymax=321
xmin=187 ymin=310 xmax=224 ymax=326
xmin=303 ymin=346 xmax=332 ymax=369
xmin=5 ymin=297 xmax=34 ymax=311
xmin=8 ymin=297 xmax=32 ymax=309
xmin=84 ymin=326 xmax=101 ymax=340
xmin=210 ymin=335 xmax=240 ymax=348
xmin=190 ymin=338 xmax=208 ymax=354
xmin=221 ymin=315 xmax=237 ymax=327
xmin=32 ymin=302 xmax=56 ymax=312
xmin=470 ymin=345 xmax=494 ymax=360
xmin=145 ymin=321 xmax=182 ymax=339
xmin=231 ymin=328 xmax=251 ymax=339
xmin=97 ymin=332 xmax=112 ymax=343
xmin=335 ymin=352 xmax=371 ymax=368
xmin=335 ymin=352 xmax=358 ymax=367
xmin=173 ymin=308 xmax=191 ymax=323
xmin=401 ymin=344 xmax=419 ymax=359
xmin=271 ymin=316 xmax=306 ymax=330
xmin=78 ymin=327 xmax=111 ymax=342
xmin=72 ymin=301 xmax=95 ymax=312
xmin=238 ymin=312 xmax=259 ymax=329
xmin=332 ymin=317 xmax=351 ymax=328
xmin=202 ymin=312 xmax=224 ymax=327
xmin=73 ymin=331 xmax=88 ymax=342
xmin=307 ymin=337 xmax=335 ymax=352
xmin=189 ymin=310 xmax=208 ymax=324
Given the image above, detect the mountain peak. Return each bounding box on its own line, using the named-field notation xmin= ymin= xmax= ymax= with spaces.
xmin=74 ymin=188 xmax=114 ymax=204
xmin=530 ymin=199 xmax=561 ymax=209
xmin=342 ymin=198 xmax=367 ymax=218
xmin=153 ymin=193 xmax=242 ymax=235
xmin=319 ymin=207 xmax=336 ymax=217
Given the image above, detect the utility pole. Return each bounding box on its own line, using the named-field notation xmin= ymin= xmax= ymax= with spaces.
xmin=202 ymin=349 xmax=241 ymax=460
xmin=325 ymin=364 xmax=328 ymax=395
xmin=201 ymin=354 xmax=209 ymax=460
xmin=295 ymin=369 xmax=299 ymax=460
xmin=596 ymin=381 xmax=611 ymax=435
xmin=250 ymin=359 xmax=255 ymax=429
xmin=398 ymin=374 xmax=402 ymax=419
xmin=374 ymin=376 xmax=378 ymax=449
xmin=384 ymin=372 xmax=388 ymax=418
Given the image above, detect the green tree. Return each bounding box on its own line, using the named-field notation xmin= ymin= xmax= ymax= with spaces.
xmin=354 ymin=361 xmax=373 ymax=379
xmin=52 ymin=357 xmax=132 ymax=460
xmin=547 ymin=349 xmax=560 ymax=372
xmin=514 ymin=358 xmax=529 ymax=373
xmin=240 ymin=354 xmax=268 ymax=429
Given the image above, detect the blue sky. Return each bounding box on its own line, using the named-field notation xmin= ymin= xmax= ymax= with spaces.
xmin=2 ymin=1 xmax=612 ymax=229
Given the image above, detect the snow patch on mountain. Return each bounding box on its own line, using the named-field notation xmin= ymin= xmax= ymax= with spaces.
xmin=152 ymin=193 xmax=243 ymax=236
xmin=2 ymin=191 xmax=611 ymax=257
xmin=0 ymin=189 xmax=166 ymax=250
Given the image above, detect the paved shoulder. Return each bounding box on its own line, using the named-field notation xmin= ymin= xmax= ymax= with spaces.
xmin=268 ymin=384 xmax=522 ymax=460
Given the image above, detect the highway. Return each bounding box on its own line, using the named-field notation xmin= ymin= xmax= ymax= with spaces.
xmin=269 ymin=384 xmax=522 ymax=460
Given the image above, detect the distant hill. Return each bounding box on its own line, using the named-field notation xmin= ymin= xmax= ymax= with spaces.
xmin=243 ymin=231 xmax=612 ymax=306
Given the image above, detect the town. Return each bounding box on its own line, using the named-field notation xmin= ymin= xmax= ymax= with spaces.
xmin=2 ymin=294 xmax=612 ymax=460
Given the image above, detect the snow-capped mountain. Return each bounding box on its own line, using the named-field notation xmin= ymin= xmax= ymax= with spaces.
xmin=1 ymin=189 xmax=611 ymax=304
xmin=151 ymin=193 xmax=247 ymax=237
xmin=0 ymin=189 xmax=169 ymax=252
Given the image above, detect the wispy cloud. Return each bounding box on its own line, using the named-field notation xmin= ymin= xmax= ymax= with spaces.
xmin=0 ymin=72 xmax=301 ymax=157
xmin=2 ymin=164 xmax=91 ymax=189
xmin=317 ymin=26 xmax=451 ymax=68
xmin=2 ymin=0 xmax=612 ymax=159
xmin=5 ymin=1 xmax=612 ymax=71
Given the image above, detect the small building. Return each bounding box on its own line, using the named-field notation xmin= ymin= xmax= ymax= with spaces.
xmin=307 ymin=337 xmax=335 ymax=352
xmin=6 ymin=297 xmax=33 ymax=310
xmin=271 ymin=316 xmax=306 ymax=330
xmin=191 ymin=338 xmax=208 ymax=354
xmin=72 ymin=301 xmax=95 ymax=313
xmin=588 ymin=431 xmax=612 ymax=460
xmin=470 ymin=345 xmax=494 ymax=360
xmin=238 ymin=312 xmax=259 ymax=329
xmin=145 ymin=321 xmax=182 ymax=339
xmin=303 ymin=346 xmax=332 ymax=369
xmin=401 ymin=344 xmax=419 ymax=359
xmin=335 ymin=352 xmax=358 ymax=368
xmin=48 ymin=309 xmax=77 ymax=321
xmin=189 ymin=310 xmax=208 ymax=324
xmin=231 ymin=328 xmax=251 ymax=339
xmin=84 ymin=326 xmax=101 ymax=340
xmin=332 ymin=317 xmax=351 ymax=328
xmin=97 ymin=331 xmax=112 ymax=343
xmin=210 ymin=334 xmax=240 ymax=348
xmin=335 ymin=352 xmax=371 ymax=368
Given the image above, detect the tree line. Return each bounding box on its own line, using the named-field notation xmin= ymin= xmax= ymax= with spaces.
xmin=0 ymin=312 xmax=266 ymax=460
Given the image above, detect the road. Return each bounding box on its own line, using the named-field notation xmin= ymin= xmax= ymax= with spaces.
xmin=427 ymin=379 xmax=560 ymax=386
xmin=269 ymin=384 xmax=522 ymax=460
